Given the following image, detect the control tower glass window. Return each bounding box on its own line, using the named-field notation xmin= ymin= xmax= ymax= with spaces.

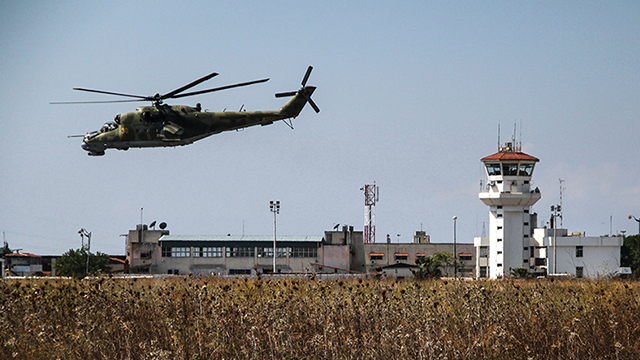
xmin=519 ymin=163 xmax=534 ymax=176
xmin=502 ymin=163 xmax=518 ymax=176
xmin=486 ymin=163 xmax=501 ymax=176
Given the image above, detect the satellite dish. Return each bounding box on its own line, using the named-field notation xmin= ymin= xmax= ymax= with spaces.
xmin=149 ymin=221 xmax=157 ymax=229
xmin=159 ymin=222 xmax=167 ymax=230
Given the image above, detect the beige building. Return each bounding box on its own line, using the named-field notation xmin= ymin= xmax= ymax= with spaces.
xmin=126 ymin=225 xmax=475 ymax=277
xmin=363 ymin=237 xmax=475 ymax=278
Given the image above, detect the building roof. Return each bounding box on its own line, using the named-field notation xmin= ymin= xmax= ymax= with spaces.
xmin=481 ymin=151 xmax=539 ymax=162
xmin=4 ymin=252 xmax=41 ymax=258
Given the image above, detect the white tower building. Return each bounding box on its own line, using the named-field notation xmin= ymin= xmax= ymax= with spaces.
xmin=479 ymin=142 xmax=541 ymax=278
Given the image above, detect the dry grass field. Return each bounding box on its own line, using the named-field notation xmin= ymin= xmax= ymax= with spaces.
xmin=0 ymin=276 xmax=638 ymax=359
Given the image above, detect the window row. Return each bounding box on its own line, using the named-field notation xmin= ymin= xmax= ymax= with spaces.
xmin=161 ymin=246 xmax=317 ymax=258
xmin=486 ymin=163 xmax=534 ymax=177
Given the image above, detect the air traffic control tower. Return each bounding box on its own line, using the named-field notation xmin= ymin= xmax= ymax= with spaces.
xmin=479 ymin=142 xmax=541 ymax=278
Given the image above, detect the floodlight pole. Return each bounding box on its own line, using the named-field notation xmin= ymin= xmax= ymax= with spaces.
xmin=453 ymin=216 xmax=457 ymax=279
xmin=630 ymin=215 xmax=640 ymax=270
xmin=551 ymin=205 xmax=561 ymax=274
xmin=270 ymin=200 xmax=280 ymax=274
xmin=79 ymin=228 xmax=91 ymax=276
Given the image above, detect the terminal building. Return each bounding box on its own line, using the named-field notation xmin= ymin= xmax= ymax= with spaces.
xmin=126 ymin=225 xmax=475 ymax=277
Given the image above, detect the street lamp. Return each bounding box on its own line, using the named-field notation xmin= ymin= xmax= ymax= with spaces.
xmin=453 ymin=216 xmax=457 ymax=279
xmin=78 ymin=228 xmax=91 ymax=276
xmin=630 ymin=215 xmax=640 ymax=236
xmin=270 ymin=200 xmax=280 ymax=274
xmin=551 ymin=205 xmax=562 ymax=274
xmin=630 ymin=215 xmax=640 ymax=269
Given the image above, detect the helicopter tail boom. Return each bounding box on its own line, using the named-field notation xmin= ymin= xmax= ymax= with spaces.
xmin=278 ymin=86 xmax=317 ymax=118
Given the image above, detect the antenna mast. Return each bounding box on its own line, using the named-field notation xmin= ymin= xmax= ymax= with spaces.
xmin=362 ymin=183 xmax=379 ymax=243
xmin=559 ymin=178 xmax=565 ymax=228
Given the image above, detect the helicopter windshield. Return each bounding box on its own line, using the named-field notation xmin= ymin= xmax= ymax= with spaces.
xmin=100 ymin=121 xmax=118 ymax=133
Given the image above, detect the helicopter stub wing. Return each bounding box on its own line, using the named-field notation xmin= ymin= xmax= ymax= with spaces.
xmin=161 ymin=122 xmax=184 ymax=141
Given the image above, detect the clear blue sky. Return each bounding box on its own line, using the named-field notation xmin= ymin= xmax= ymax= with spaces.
xmin=1 ymin=1 xmax=639 ymax=255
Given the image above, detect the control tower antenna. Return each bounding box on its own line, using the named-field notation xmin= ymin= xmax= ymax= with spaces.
xmin=361 ymin=183 xmax=379 ymax=243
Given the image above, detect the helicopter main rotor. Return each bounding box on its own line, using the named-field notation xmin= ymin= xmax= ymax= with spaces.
xmin=51 ymin=72 xmax=269 ymax=106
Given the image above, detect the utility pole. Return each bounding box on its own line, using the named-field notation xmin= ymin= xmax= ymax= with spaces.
xmin=270 ymin=200 xmax=280 ymax=274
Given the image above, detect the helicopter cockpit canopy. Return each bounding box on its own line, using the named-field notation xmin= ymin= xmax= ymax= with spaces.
xmin=99 ymin=115 xmax=121 ymax=133
xmin=100 ymin=122 xmax=116 ymax=132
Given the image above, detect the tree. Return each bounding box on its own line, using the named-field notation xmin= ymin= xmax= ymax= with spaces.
xmin=55 ymin=246 xmax=110 ymax=278
xmin=1 ymin=241 xmax=11 ymax=257
xmin=621 ymin=234 xmax=640 ymax=278
xmin=510 ymin=267 xmax=530 ymax=279
xmin=434 ymin=251 xmax=457 ymax=277
xmin=415 ymin=255 xmax=443 ymax=280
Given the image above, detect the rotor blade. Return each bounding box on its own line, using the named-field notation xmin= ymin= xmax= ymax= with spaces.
xmin=161 ymin=72 xmax=219 ymax=99
xmin=50 ymin=99 xmax=145 ymax=104
xmin=275 ymin=91 xmax=298 ymax=98
xmin=304 ymin=94 xmax=320 ymax=113
xmin=170 ymin=78 xmax=269 ymax=99
xmin=301 ymin=66 xmax=313 ymax=86
xmin=73 ymin=88 xmax=149 ymax=100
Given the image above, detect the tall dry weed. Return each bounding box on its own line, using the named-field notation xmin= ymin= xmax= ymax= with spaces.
xmin=0 ymin=277 xmax=638 ymax=359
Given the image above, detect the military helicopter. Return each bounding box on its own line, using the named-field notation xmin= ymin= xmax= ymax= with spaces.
xmin=55 ymin=66 xmax=319 ymax=156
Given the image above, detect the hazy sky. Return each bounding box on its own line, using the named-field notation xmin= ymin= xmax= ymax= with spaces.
xmin=1 ymin=1 xmax=639 ymax=255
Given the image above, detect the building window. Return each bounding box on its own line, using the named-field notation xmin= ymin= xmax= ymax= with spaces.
xmin=502 ymin=163 xmax=518 ymax=176
xmin=480 ymin=246 xmax=489 ymax=258
xmin=576 ymin=266 xmax=584 ymax=278
xmin=162 ymin=247 xmax=190 ymax=258
xmin=394 ymin=253 xmax=408 ymax=261
xmin=291 ymin=247 xmax=317 ymax=258
xmin=459 ymin=254 xmax=472 ymax=261
xmin=229 ymin=269 xmax=251 ymax=275
xmin=167 ymin=269 xmax=179 ymax=275
xmin=519 ymin=163 xmax=534 ymax=176
xmin=258 ymin=247 xmax=288 ymax=258
xmin=226 ymin=247 xmax=255 ymax=258
xmin=161 ymin=247 xmax=171 ymax=257
xmin=535 ymin=258 xmax=546 ymax=266
xmin=369 ymin=253 xmax=384 ymax=261
xmin=576 ymin=246 xmax=583 ymax=258
xmin=193 ymin=247 xmax=223 ymax=258
xmin=497 ymin=238 xmax=503 ymax=242
xmin=497 ymin=251 xmax=503 ymax=255
xmin=497 ymin=214 xmax=503 ymax=218
xmin=486 ymin=163 xmax=501 ymax=176
xmin=497 ymin=263 xmax=503 ymax=267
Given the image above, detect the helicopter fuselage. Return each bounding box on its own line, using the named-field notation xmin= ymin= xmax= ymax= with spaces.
xmin=81 ymin=86 xmax=314 ymax=156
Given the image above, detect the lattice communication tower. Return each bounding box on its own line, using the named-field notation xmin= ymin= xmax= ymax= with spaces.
xmin=362 ymin=183 xmax=379 ymax=243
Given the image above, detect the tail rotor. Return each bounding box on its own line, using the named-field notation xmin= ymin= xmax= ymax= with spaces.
xmin=276 ymin=66 xmax=320 ymax=113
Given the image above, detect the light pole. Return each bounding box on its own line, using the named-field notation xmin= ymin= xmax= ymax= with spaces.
xmin=630 ymin=215 xmax=640 ymax=271
xmin=551 ymin=205 xmax=561 ymax=274
xmin=78 ymin=228 xmax=91 ymax=276
xmin=270 ymin=200 xmax=280 ymax=274
xmin=453 ymin=216 xmax=457 ymax=279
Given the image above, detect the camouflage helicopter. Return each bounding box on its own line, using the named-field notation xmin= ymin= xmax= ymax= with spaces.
xmin=55 ymin=66 xmax=319 ymax=156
